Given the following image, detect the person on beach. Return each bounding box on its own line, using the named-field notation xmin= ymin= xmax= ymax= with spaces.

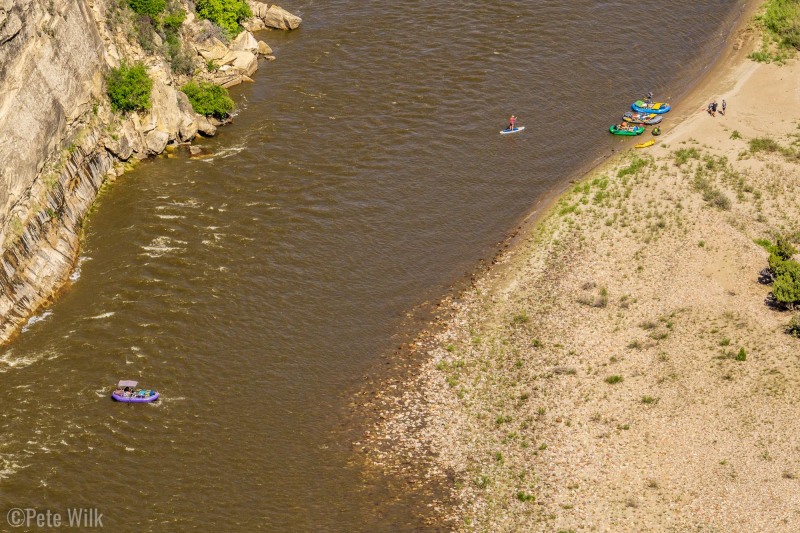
xmin=721 ymin=99 xmax=727 ymax=115
xmin=712 ymin=101 xmax=718 ymax=115
xmin=508 ymin=115 xmax=517 ymax=131
xmin=708 ymin=102 xmax=716 ymax=117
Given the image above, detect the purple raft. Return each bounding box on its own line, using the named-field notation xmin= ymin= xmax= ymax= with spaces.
xmin=112 ymin=380 xmax=159 ymax=403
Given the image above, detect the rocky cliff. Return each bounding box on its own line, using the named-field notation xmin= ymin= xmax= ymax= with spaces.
xmin=0 ymin=0 xmax=300 ymax=342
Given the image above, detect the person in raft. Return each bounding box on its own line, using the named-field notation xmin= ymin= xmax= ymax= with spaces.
xmin=644 ymin=91 xmax=653 ymax=105
xmin=507 ymin=115 xmax=517 ymax=131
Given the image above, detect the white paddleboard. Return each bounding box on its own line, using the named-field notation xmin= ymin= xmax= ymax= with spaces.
xmin=500 ymin=126 xmax=525 ymax=135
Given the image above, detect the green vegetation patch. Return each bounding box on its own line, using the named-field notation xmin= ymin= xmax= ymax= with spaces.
xmin=749 ymin=0 xmax=800 ymax=63
xmin=181 ymin=81 xmax=234 ymax=118
xmin=765 ymin=236 xmax=800 ymax=309
xmin=195 ymin=0 xmax=252 ymax=37
xmin=128 ymin=0 xmax=166 ymax=17
xmin=106 ymin=62 xmax=153 ymax=113
xmin=673 ymin=147 xmax=700 ymax=167
xmin=617 ymin=155 xmax=649 ymax=178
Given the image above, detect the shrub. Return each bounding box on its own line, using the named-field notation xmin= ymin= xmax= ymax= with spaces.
xmin=774 ymin=236 xmax=798 ymax=260
xmin=673 ymin=147 xmax=700 ymax=166
xmin=165 ymin=32 xmax=195 ymax=75
xmin=735 ymin=347 xmax=747 ymax=362
xmin=161 ymin=5 xmax=186 ymax=29
xmin=127 ymin=0 xmax=166 ymax=17
xmin=704 ymin=189 xmax=731 ymax=210
xmin=181 ymin=81 xmax=234 ymax=118
xmin=134 ymin=14 xmax=158 ymax=52
xmin=195 ymin=0 xmax=252 ymax=37
xmin=617 ymin=155 xmax=648 ymax=178
xmin=749 ymin=137 xmax=781 ymax=153
xmin=605 ymin=375 xmax=624 ymax=384
xmin=106 ymin=62 xmax=153 ymax=112
xmin=787 ymin=314 xmax=800 ymax=336
xmin=762 ymin=0 xmax=800 ymax=49
xmin=773 ymin=269 xmax=800 ymax=308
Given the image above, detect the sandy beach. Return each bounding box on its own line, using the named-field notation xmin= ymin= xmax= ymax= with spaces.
xmin=364 ymin=1 xmax=800 ymax=530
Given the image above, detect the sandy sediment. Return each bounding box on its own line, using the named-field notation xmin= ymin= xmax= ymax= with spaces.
xmin=366 ymin=3 xmax=800 ymax=531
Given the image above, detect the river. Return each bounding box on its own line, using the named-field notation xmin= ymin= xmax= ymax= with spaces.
xmin=0 ymin=0 xmax=744 ymax=530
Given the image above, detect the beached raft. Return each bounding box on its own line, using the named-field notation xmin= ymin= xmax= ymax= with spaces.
xmin=635 ymin=139 xmax=655 ymax=149
xmin=609 ymin=124 xmax=644 ymax=136
xmin=623 ymin=111 xmax=663 ymax=125
xmin=631 ymin=100 xmax=671 ymax=114
xmin=112 ymin=380 xmax=159 ymax=403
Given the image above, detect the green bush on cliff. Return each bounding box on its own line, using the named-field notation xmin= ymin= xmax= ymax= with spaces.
xmin=106 ymin=62 xmax=153 ymax=113
xmin=127 ymin=0 xmax=166 ymax=17
xmin=194 ymin=0 xmax=252 ymax=37
xmin=181 ymin=81 xmax=234 ymax=118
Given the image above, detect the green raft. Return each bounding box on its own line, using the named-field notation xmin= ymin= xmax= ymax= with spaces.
xmin=609 ymin=124 xmax=645 ymax=136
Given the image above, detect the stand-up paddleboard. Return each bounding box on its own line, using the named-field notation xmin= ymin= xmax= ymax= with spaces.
xmin=500 ymin=126 xmax=525 ymax=135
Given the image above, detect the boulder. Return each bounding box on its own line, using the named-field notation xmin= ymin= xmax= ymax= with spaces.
xmin=242 ymin=18 xmax=265 ymax=32
xmin=104 ymin=134 xmax=133 ymax=161
xmin=144 ymin=129 xmax=169 ymax=155
xmin=231 ymin=50 xmax=258 ymax=76
xmin=248 ymin=1 xmax=269 ymax=18
xmin=195 ymin=37 xmax=228 ymax=61
xmin=176 ymin=91 xmax=198 ymax=142
xmin=262 ymin=5 xmax=302 ymax=30
xmin=257 ymin=40 xmax=272 ymax=55
xmin=231 ymin=31 xmax=258 ymax=54
xmin=142 ymin=81 xmax=184 ymax=142
xmin=218 ymin=74 xmax=244 ymax=88
xmin=195 ymin=114 xmax=217 ymax=136
xmin=189 ymin=145 xmax=202 ymax=155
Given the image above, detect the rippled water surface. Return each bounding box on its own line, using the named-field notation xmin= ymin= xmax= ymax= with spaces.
xmin=1 ymin=0 xmax=743 ymax=529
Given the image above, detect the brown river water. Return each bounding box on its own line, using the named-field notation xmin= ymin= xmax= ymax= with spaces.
xmin=1 ymin=1 xmax=744 ymax=530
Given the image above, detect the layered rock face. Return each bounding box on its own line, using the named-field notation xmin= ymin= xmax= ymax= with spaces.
xmin=0 ymin=1 xmax=300 ymax=342
xmin=0 ymin=0 xmax=107 ymax=339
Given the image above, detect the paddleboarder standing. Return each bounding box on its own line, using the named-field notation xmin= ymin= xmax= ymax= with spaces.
xmin=508 ymin=115 xmax=517 ymax=131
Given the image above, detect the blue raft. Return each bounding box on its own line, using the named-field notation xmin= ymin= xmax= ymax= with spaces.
xmin=631 ymin=100 xmax=671 ymax=114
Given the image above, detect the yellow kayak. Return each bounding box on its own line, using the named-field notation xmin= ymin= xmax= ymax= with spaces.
xmin=635 ymin=139 xmax=655 ymax=149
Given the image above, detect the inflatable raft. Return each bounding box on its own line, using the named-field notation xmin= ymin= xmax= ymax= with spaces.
xmin=623 ymin=111 xmax=663 ymax=125
xmin=635 ymin=139 xmax=655 ymax=149
xmin=610 ymin=124 xmax=644 ymax=136
xmin=112 ymin=380 xmax=159 ymax=403
xmin=631 ymin=100 xmax=671 ymax=114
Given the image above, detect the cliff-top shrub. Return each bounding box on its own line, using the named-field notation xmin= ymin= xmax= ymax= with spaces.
xmin=106 ymin=62 xmax=153 ymax=113
xmin=127 ymin=0 xmax=166 ymax=17
xmin=195 ymin=0 xmax=252 ymax=37
xmin=181 ymin=81 xmax=234 ymax=118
